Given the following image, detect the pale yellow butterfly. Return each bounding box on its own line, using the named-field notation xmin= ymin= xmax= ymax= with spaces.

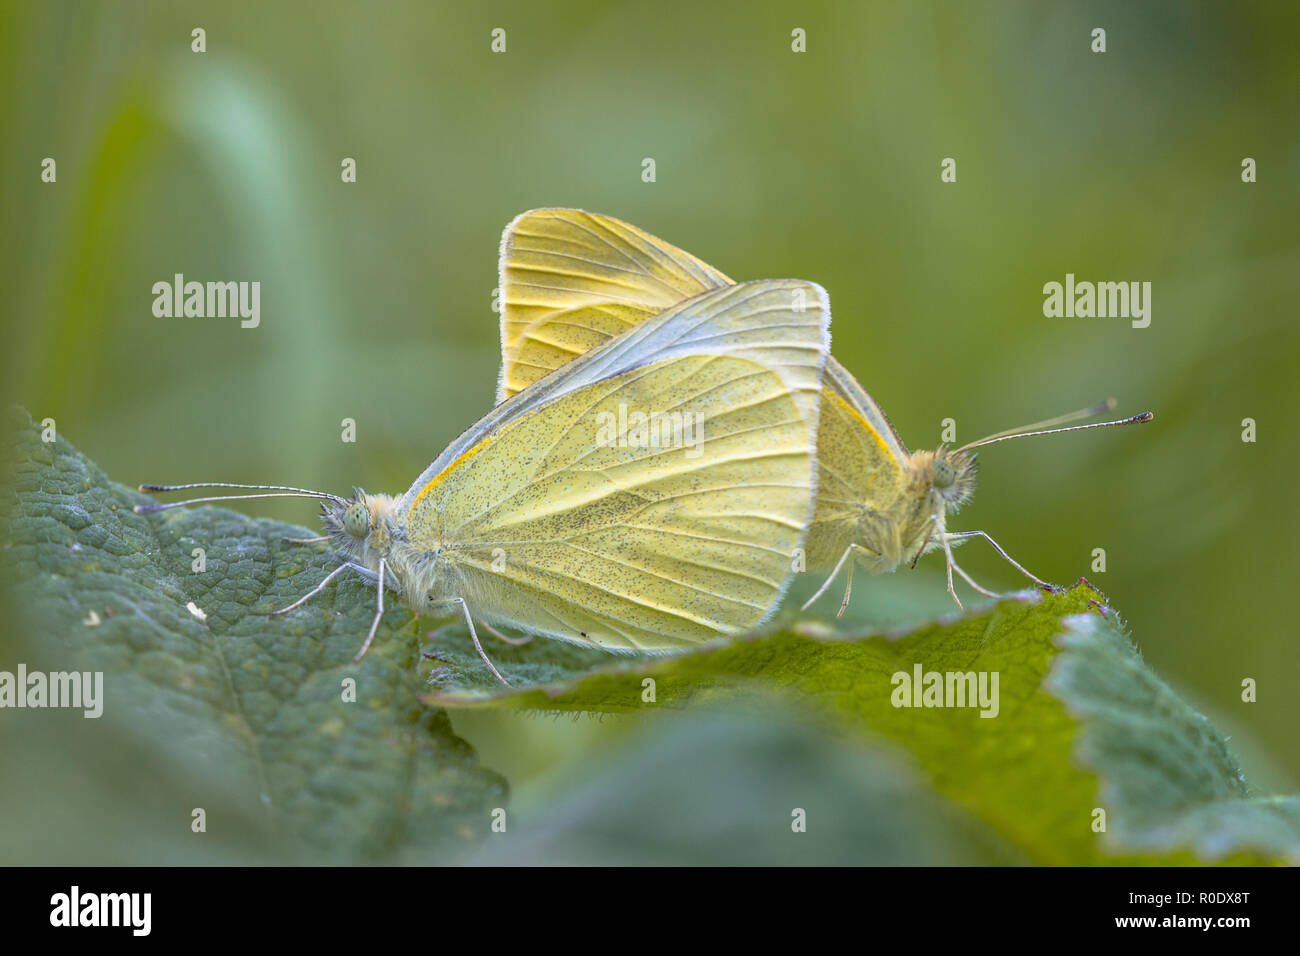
xmin=138 ymin=278 xmax=832 ymax=683
xmin=497 ymin=208 xmax=1151 ymax=615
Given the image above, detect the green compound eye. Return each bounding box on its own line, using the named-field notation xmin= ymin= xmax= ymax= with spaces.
xmin=932 ymin=458 xmax=956 ymax=490
xmin=343 ymin=502 xmax=370 ymax=539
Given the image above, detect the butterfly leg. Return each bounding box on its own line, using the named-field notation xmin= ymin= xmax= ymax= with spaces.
xmin=940 ymin=542 xmax=1000 ymax=606
xmin=482 ymin=622 xmax=534 ymax=646
xmin=801 ymin=544 xmax=874 ymax=613
xmin=935 ymin=511 xmax=969 ymax=609
xmin=800 ymin=545 xmax=854 ymax=611
xmin=270 ymin=561 xmax=363 ymax=616
xmin=836 ymin=558 xmax=857 ymax=619
xmin=281 ymin=535 xmax=330 ymax=545
xmin=451 ymin=598 xmax=511 ymax=687
xmin=943 ymin=560 xmax=963 ymax=609
xmin=945 ymin=530 xmax=1052 ymax=588
xmin=951 ymin=560 xmax=999 ymax=598
xmin=352 ymin=556 xmax=389 ymax=661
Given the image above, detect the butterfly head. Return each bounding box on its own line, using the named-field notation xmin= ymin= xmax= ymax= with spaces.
xmin=915 ymin=447 xmax=978 ymax=512
xmin=322 ymin=489 xmax=399 ymax=558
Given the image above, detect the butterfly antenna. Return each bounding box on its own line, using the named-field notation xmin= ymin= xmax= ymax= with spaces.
xmin=134 ymin=481 xmax=346 ymax=514
xmin=958 ymin=397 xmax=1117 ymax=448
xmin=959 ymin=403 xmax=1152 ymax=453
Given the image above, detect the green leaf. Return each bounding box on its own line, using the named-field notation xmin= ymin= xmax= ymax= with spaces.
xmin=7 ymin=407 xmax=1295 ymax=866
xmin=1048 ymin=613 xmax=1300 ymax=861
xmin=0 ymin=408 xmax=504 ymax=863
xmin=469 ymin=706 xmax=1030 ymax=865
xmin=430 ymin=578 xmax=1300 ymax=866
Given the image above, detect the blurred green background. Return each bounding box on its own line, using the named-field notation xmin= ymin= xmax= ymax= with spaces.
xmin=2 ymin=0 xmax=1297 ymax=819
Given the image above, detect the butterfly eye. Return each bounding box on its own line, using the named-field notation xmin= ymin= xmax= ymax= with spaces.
xmin=343 ymin=502 xmax=370 ymax=539
xmin=932 ymin=459 xmax=956 ymax=490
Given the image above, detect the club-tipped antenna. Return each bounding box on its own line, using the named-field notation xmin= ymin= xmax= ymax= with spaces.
xmin=961 ymin=398 xmax=1117 ymax=446
xmin=134 ymin=481 xmax=346 ymax=514
xmin=958 ymin=401 xmax=1153 ymax=453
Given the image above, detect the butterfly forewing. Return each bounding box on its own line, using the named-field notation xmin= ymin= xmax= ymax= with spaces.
xmin=408 ymin=279 xmax=828 ymax=513
xmin=435 ymin=355 xmax=813 ymax=650
xmin=403 ymin=278 xmax=831 ymax=650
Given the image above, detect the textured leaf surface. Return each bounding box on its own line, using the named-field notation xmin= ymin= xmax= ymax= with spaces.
xmin=0 ymin=409 xmax=504 ymax=863
xmin=4 ymin=408 xmax=1296 ymax=866
xmin=431 ymin=582 xmax=1300 ymax=866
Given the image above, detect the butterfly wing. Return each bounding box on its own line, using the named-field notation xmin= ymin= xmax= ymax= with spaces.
xmin=495 ymin=208 xmax=915 ymax=576
xmin=406 ymin=279 xmax=830 ymax=650
xmin=497 ymin=208 xmax=733 ymax=401
xmin=410 ymin=279 xmax=827 ymax=504
xmin=804 ymin=360 xmax=913 ymax=571
xmin=823 ymin=358 xmax=908 ymax=459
